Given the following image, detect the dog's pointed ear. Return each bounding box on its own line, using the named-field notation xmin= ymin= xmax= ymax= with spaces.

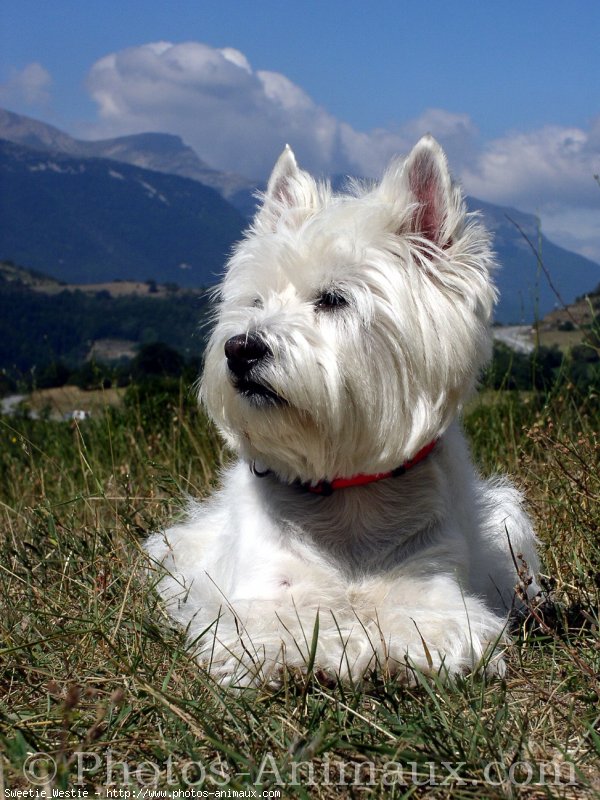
xmin=254 ymin=145 xmax=319 ymax=230
xmin=266 ymin=144 xmax=301 ymax=206
xmin=405 ymin=135 xmax=453 ymax=244
xmin=382 ymin=135 xmax=457 ymax=246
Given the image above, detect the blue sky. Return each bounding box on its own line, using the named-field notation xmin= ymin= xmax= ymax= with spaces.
xmin=1 ymin=0 xmax=599 ymax=260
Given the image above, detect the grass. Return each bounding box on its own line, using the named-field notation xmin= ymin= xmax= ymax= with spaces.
xmin=0 ymin=380 xmax=599 ymax=797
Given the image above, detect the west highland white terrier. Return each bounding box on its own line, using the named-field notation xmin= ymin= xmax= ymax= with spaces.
xmin=146 ymin=135 xmax=539 ymax=686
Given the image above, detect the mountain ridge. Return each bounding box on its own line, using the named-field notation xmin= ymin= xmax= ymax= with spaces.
xmin=0 ymin=107 xmax=257 ymax=213
xmin=1 ymin=107 xmax=599 ymax=322
xmin=0 ymin=138 xmax=245 ymax=285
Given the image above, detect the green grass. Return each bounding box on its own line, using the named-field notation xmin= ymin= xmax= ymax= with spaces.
xmin=1 ymin=381 xmax=599 ymax=797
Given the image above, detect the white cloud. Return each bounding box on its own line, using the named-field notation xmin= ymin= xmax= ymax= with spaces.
xmin=84 ymin=41 xmax=476 ymax=180
xmin=462 ymin=121 xmax=600 ymax=208
xmin=461 ymin=120 xmax=600 ymax=262
xmin=86 ymin=41 xmax=338 ymax=177
xmin=0 ymin=62 xmax=52 ymax=108
xmin=83 ymin=41 xmax=600 ymax=261
xmin=536 ymin=206 xmax=600 ymax=264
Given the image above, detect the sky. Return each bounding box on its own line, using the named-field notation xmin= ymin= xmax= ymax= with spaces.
xmin=1 ymin=0 xmax=599 ymax=262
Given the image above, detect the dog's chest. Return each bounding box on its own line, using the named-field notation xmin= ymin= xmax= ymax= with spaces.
xmin=255 ymin=475 xmax=446 ymax=576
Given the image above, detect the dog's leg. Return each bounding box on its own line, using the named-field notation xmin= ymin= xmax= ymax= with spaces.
xmin=330 ymin=571 xmax=509 ymax=683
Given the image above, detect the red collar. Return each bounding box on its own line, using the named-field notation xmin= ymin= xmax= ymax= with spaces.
xmin=251 ymin=439 xmax=438 ymax=496
xmin=306 ymin=439 xmax=438 ymax=495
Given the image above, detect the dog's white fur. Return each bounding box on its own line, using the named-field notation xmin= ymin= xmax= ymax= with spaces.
xmin=146 ymin=136 xmax=539 ymax=685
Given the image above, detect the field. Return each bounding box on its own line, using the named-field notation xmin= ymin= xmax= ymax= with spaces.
xmin=17 ymin=385 xmax=124 ymax=420
xmin=0 ymin=380 xmax=599 ymax=797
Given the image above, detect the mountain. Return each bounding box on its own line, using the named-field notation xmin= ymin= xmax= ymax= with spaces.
xmin=0 ymin=108 xmax=78 ymax=152
xmin=0 ymin=107 xmax=257 ymax=216
xmin=0 ymin=139 xmax=245 ymax=285
xmin=465 ymin=198 xmax=600 ymax=323
xmin=1 ymin=108 xmax=598 ymax=322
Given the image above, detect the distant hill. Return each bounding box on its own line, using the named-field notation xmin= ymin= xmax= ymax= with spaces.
xmin=1 ymin=107 xmax=599 ymax=322
xmin=541 ymin=283 xmax=600 ymax=330
xmin=0 ymin=107 xmax=257 ymax=216
xmin=0 ymin=261 xmax=209 ymax=372
xmin=0 ymin=139 xmax=245 ymax=285
xmin=492 ymin=281 xmax=600 ymax=356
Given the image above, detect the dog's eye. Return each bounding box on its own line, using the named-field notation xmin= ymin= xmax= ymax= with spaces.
xmin=252 ymin=297 xmax=263 ymax=308
xmin=315 ymin=290 xmax=348 ymax=311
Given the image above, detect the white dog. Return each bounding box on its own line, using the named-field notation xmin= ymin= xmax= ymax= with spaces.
xmin=146 ymin=135 xmax=539 ymax=686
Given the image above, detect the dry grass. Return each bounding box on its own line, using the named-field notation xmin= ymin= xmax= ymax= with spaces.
xmin=0 ymin=383 xmax=598 ymax=797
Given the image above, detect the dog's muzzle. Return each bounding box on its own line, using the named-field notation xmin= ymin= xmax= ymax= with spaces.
xmin=224 ymin=333 xmax=285 ymax=406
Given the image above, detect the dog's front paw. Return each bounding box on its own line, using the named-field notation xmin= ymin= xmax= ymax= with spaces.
xmin=199 ymin=637 xmax=286 ymax=689
xmin=370 ymin=593 xmax=508 ymax=683
xmin=480 ymin=648 xmax=506 ymax=680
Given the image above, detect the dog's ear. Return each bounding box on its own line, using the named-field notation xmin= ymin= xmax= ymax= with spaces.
xmin=382 ymin=135 xmax=458 ymax=247
xmin=266 ymin=145 xmax=301 ymax=206
xmin=404 ymin=135 xmax=453 ymax=244
xmin=255 ymin=145 xmax=319 ymax=230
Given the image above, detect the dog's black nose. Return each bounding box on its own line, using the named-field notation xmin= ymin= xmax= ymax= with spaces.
xmin=225 ymin=333 xmax=270 ymax=377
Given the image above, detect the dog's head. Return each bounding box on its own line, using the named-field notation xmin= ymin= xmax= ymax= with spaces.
xmin=202 ymin=136 xmax=496 ymax=483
